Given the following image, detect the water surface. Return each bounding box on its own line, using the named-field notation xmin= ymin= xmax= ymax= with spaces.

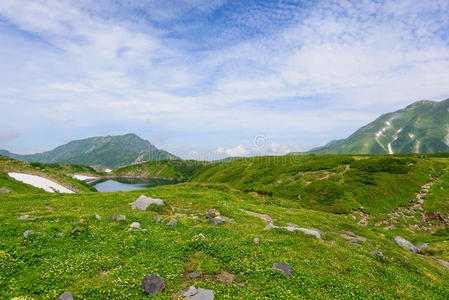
xmin=92 ymin=178 xmax=180 ymax=192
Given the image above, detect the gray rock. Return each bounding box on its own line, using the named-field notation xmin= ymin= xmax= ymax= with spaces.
xmin=348 ymin=240 xmax=362 ymax=246
xmin=369 ymin=250 xmax=384 ymax=257
xmin=187 ymin=272 xmax=202 ymax=279
xmin=95 ymin=214 xmax=101 ymax=220
xmin=142 ymin=274 xmax=165 ymax=296
xmin=155 ymin=215 xmax=162 ymax=223
xmin=265 ymin=223 xmax=321 ymax=239
xmin=206 ymin=213 xmax=216 ymax=219
xmin=18 ymin=215 xmax=30 ymax=220
xmin=57 ymin=291 xmax=74 ymax=300
xmin=130 ymin=222 xmax=141 ymax=229
xmin=215 ymin=217 xmax=226 ymax=225
xmin=209 ymin=218 xmax=218 ymax=226
xmin=271 ymin=262 xmax=292 ymax=277
xmin=167 ymin=219 xmax=178 ymax=226
xmin=116 ymin=215 xmax=126 ymax=221
xmin=432 ymin=258 xmax=449 ymax=269
xmin=107 ymin=214 xmax=117 ymax=221
xmin=253 ymin=237 xmax=260 ymax=245
xmin=57 ymin=232 xmax=64 ymax=237
xmin=72 ymin=228 xmax=80 ymax=234
xmin=391 ymin=236 xmax=418 ymax=254
xmin=417 ymin=243 xmax=428 ymax=251
xmin=130 ymin=195 xmax=165 ymax=211
xmin=0 ymin=187 xmax=11 ymax=193
xmin=183 ymin=286 xmax=214 ymax=300
xmin=23 ymin=230 xmax=33 ymax=238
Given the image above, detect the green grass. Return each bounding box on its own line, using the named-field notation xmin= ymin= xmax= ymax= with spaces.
xmin=1 ymin=184 xmax=449 ymax=299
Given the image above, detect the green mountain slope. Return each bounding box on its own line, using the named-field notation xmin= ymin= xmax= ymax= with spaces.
xmin=311 ymin=99 xmax=449 ymax=154
xmin=0 ymin=133 xmax=178 ymax=168
xmin=112 ymin=159 xmax=213 ymax=181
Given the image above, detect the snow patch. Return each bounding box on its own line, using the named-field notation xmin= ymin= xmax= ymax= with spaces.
xmin=8 ymin=173 xmax=74 ymax=193
xmin=73 ymin=175 xmax=97 ymax=181
xmin=414 ymin=140 xmax=421 ymax=153
xmin=388 ymin=128 xmax=403 ymax=155
xmin=445 ymin=125 xmax=449 ymax=147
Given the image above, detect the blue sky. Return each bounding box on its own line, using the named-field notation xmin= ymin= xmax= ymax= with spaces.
xmin=1 ymin=0 xmax=449 ymax=159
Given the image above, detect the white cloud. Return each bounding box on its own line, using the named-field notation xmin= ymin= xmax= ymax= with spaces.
xmin=1 ymin=0 xmax=449 ymax=155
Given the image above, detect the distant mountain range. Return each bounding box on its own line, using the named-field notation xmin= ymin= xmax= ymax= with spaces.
xmin=307 ymin=98 xmax=449 ymax=154
xmin=0 ymin=133 xmax=178 ymax=168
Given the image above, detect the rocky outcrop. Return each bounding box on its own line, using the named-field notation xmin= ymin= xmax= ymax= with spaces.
xmin=130 ymin=195 xmax=165 ymax=211
xmin=391 ymin=236 xmax=418 ymax=254
xmin=142 ymin=274 xmax=165 ymax=296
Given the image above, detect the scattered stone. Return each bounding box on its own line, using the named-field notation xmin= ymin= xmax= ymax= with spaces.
xmin=130 ymin=222 xmax=141 ymax=229
xmin=107 ymin=214 xmax=117 ymax=221
xmin=130 ymin=195 xmax=165 ymax=211
xmin=46 ymin=205 xmax=54 ymax=212
xmin=72 ymin=228 xmax=80 ymax=234
xmin=209 ymin=218 xmax=218 ymax=226
xmin=271 ymin=262 xmax=292 ymax=277
xmin=391 ymin=236 xmax=418 ymax=254
xmin=206 ymin=213 xmax=216 ymax=219
xmin=187 ymin=272 xmax=202 ymax=279
xmin=57 ymin=232 xmax=63 ymax=237
xmin=18 ymin=215 xmax=30 ymax=220
xmin=116 ymin=215 xmax=126 ymax=221
xmin=73 ymin=221 xmax=79 ymax=225
xmin=183 ymin=286 xmax=214 ymax=300
xmin=155 ymin=215 xmax=162 ymax=223
xmin=432 ymin=258 xmax=449 ymax=269
xmin=57 ymin=291 xmax=74 ymax=300
xmin=95 ymin=214 xmax=101 ymax=220
xmin=167 ymin=219 xmax=178 ymax=226
xmin=253 ymin=237 xmax=260 ymax=245
xmin=217 ymin=270 xmax=234 ymax=284
xmin=265 ymin=223 xmax=321 ymax=239
xmin=23 ymin=230 xmax=33 ymax=238
xmin=417 ymin=243 xmax=428 ymax=252
xmin=369 ymin=250 xmax=384 ymax=257
xmin=100 ymin=269 xmax=110 ymax=276
xmin=348 ymin=240 xmax=362 ymax=246
xmin=215 ymin=216 xmax=226 ymax=224
xmin=142 ymin=274 xmax=166 ymax=297
xmin=243 ymin=210 xmax=273 ymax=223
xmin=340 ymin=231 xmax=367 ymax=242
xmin=0 ymin=187 xmax=11 ymax=193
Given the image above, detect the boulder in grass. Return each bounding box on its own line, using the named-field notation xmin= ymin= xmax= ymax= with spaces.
xmin=130 ymin=195 xmax=165 ymax=211
xmin=391 ymin=236 xmax=418 ymax=254
xmin=116 ymin=215 xmax=126 ymax=221
xmin=142 ymin=274 xmax=165 ymax=296
xmin=271 ymin=262 xmax=292 ymax=277
xmin=155 ymin=215 xmax=162 ymax=223
xmin=130 ymin=222 xmax=141 ymax=229
xmin=369 ymin=250 xmax=384 ymax=257
xmin=183 ymin=286 xmax=214 ymax=300
xmin=0 ymin=187 xmax=10 ymax=193
xmin=57 ymin=291 xmax=74 ymax=300
xmin=107 ymin=214 xmax=117 ymax=221
xmin=167 ymin=219 xmax=178 ymax=226
xmin=23 ymin=230 xmax=33 ymax=238
xmin=95 ymin=214 xmax=101 ymax=220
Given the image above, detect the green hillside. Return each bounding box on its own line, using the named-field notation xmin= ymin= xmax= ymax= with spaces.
xmin=0 ymin=155 xmax=96 ymax=193
xmin=113 ymin=160 xmax=213 ymax=181
xmin=310 ymin=99 xmax=449 ymax=154
xmin=0 ymin=133 xmax=178 ymax=168
xmin=1 ymin=153 xmax=449 ymax=298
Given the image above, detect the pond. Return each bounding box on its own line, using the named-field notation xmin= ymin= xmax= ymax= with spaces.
xmin=92 ymin=177 xmax=181 ymax=192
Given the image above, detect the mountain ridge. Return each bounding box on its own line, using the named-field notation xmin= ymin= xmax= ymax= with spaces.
xmin=308 ymin=98 xmax=449 ymax=154
xmin=0 ymin=133 xmax=178 ymax=168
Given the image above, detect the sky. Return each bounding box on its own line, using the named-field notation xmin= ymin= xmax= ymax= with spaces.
xmin=1 ymin=0 xmax=449 ymax=159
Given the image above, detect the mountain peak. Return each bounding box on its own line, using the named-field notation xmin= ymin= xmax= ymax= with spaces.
xmin=0 ymin=134 xmax=178 ymax=168
xmin=311 ymin=98 xmax=449 ymax=154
